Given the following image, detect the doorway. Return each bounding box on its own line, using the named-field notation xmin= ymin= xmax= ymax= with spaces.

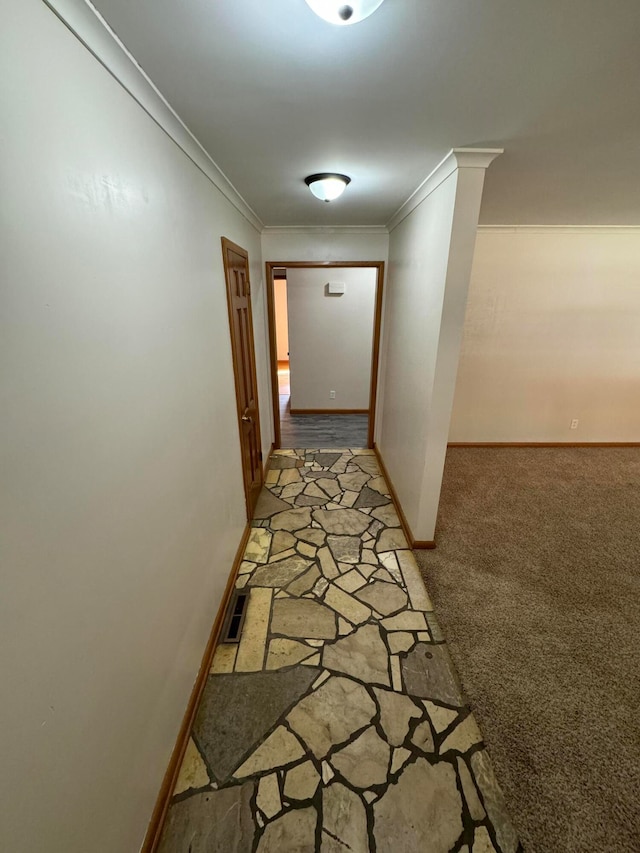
xmin=266 ymin=261 xmax=384 ymax=449
xmin=221 ymin=237 xmax=264 ymax=518
xmin=272 ymin=269 xmax=291 ymax=425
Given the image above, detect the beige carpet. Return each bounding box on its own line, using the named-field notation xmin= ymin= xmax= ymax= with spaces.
xmin=414 ymin=447 xmax=640 ymax=853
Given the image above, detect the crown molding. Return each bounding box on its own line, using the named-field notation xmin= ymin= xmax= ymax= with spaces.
xmin=450 ymin=148 xmax=505 ymax=169
xmin=477 ymin=224 xmax=640 ymax=235
xmin=387 ymin=148 xmax=503 ymax=233
xmin=42 ymin=0 xmax=264 ymax=232
xmin=262 ymin=225 xmax=389 ymax=235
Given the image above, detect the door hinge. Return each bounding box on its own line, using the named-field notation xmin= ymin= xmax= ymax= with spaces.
xmin=258 ymin=450 xmax=263 ymax=461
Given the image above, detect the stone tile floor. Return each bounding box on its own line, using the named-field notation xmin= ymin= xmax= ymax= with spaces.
xmin=158 ymin=449 xmax=521 ymax=853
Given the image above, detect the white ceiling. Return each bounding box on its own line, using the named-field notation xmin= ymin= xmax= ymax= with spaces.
xmin=91 ymin=0 xmax=640 ymax=226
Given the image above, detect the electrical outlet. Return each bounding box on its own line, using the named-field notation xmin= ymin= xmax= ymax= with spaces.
xmin=329 ymin=390 xmax=336 ymax=399
xmin=570 ymin=419 xmax=579 ymax=429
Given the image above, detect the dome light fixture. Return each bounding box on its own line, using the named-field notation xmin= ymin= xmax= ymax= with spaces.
xmin=305 ymin=173 xmax=351 ymax=202
xmin=305 ymin=0 xmax=386 ymax=26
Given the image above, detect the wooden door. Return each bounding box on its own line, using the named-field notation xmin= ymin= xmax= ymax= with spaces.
xmin=221 ymin=238 xmax=263 ymax=518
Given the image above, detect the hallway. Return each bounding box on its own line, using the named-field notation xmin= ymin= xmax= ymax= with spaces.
xmin=158 ymin=449 xmax=519 ymax=852
xmin=6 ymin=4 xmax=640 ymax=851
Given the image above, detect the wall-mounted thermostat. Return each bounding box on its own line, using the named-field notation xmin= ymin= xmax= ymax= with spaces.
xmin=327 ymin=282 xmax=345 ymax=295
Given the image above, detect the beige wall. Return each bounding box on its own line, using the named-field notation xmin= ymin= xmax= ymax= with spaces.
xmin=286 ymin=267 xmax=377 ymax=410
xmin=274 ymin=279 xmax=290 ymax=361
xmin=450 ymin=228 xmax=640 ymax=442
xmin=0 ymin=3 xmax=269 ymax=852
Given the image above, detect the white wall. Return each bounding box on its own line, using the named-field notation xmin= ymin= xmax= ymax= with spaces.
xmin=449 ymin=227 xmax=640 ymax=442
xmin=0 ymin=3 xmax=269 ymax=852
xmin=274 ymin=279 xmax=289 ymax=361
xmin=286 ymin=268 xmax=377 ymax=410
xmin=262 ymin=227 xmax=389 ymax=264
xmin=378 ymin=152 xmax=498 ymax=542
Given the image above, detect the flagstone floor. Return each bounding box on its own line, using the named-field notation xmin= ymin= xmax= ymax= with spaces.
xmin=158 ymin=449 xmax=520 ymax=853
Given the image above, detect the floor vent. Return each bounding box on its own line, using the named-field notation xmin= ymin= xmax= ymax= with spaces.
xmin=221 ymin=591 xmax=249 ymax=644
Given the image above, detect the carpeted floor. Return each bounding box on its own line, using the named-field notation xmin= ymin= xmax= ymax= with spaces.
xmin=414 ymin=447 xmax=640 ymax=853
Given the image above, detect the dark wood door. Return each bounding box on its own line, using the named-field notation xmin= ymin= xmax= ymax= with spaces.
xmin=221 ymin=238 xmax=263 ymax=518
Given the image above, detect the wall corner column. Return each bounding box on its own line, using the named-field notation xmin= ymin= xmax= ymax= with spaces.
xmin=378 ymin=147 xmax=502 ymax=545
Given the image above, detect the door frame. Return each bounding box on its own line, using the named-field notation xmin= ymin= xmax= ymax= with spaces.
xmin=265 ymin=260 xmax=385 ymax=450
xmin=222 ymin=237 xmax=264 ymax=519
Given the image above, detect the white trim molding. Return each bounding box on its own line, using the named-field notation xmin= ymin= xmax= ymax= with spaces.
xmin=42 ymin=0 xmax=264 ymax=232
xmin=477 ymin=224 xmax=640 ymax=235
xmin=262 ymin=225 xmax=389 ymax=236
xmin=387 ymin=148 xmax=503 ymax=232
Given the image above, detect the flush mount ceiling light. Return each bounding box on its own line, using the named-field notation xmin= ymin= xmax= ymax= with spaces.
xmin=305 ymin=0 xmax=386 ymax=26
xmin=305 ymin=173 xmax=351 ymax=202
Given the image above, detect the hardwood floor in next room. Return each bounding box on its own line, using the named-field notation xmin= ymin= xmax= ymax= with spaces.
xmin=278 ymin=363 xmax=369 ymax=448
xmin=157 ymin=448 xmax=521 ymax=853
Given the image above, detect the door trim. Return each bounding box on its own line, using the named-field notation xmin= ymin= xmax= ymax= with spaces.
xmin=265 ymin=261 xmax=385 ymax=449
xmin=222 ymin=237 xmax=264 ymax=518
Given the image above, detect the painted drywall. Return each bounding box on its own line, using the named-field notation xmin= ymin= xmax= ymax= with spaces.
xmin=450 ymin=228 xmax=640 ymax=442
xmin=286 ymin=268 xmax=377 ymax=410
xmin=378 ymin=159 xmax=492 ymax=542
xmin=262 ymin=227 xmax=389 ymax=264
xmin=0 ymin=4 xmax=269 ymax=853
xmin=274 ymin=279 xmax=290 ymax=361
